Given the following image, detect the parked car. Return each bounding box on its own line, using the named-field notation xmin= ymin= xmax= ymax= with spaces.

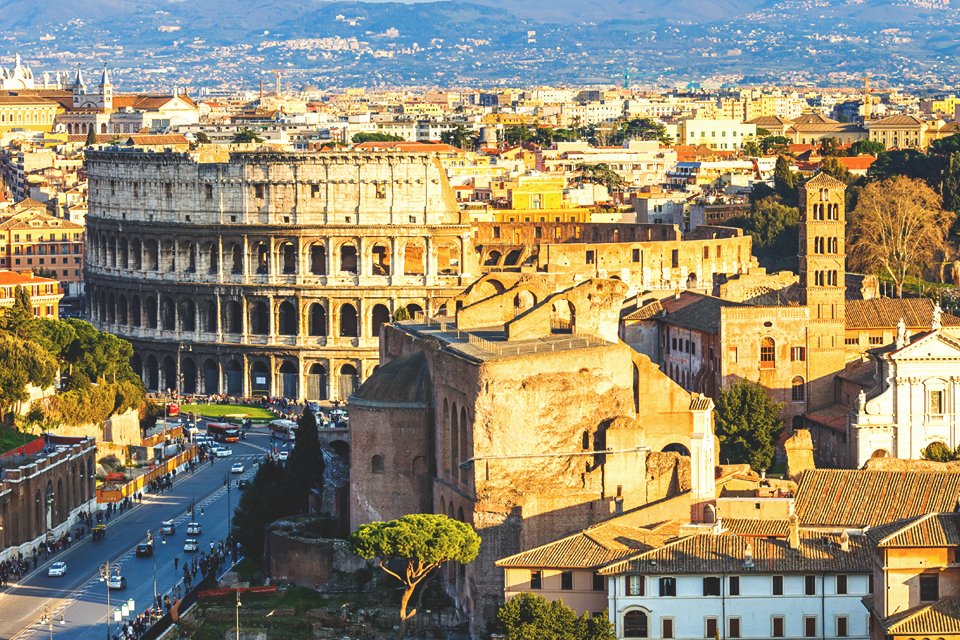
xmin=160 ymin=520 xmax=175 ymax=535
xmin=215 ymin=448 xmax=232 ymax=458
xmin=107 ymin=574 xmax=127 ymax=590
xmin=48 ymin=562 xmax=67 ymax=577
xmin=277 ymin=451 xmax=289 ymax=462
xmin=237 ymin=478 xmax=250 ymax=490
xmin=186 ymin=522 xmax=201 ymax=535
xmin=135 ymin=543 xmax=154 ymax=558
xmin=230 ymin=462 xmax=244 ymax=474
xmin=183 ymin=538 xmax=199 ymax=553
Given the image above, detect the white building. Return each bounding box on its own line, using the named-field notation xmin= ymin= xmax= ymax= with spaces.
xmin=633 ymin=193 xmax=688 ymax=226
xmin=601 ymin=524 xmax=872 ymax=640
xmin=676 ymin=118 xmax=757 ymax=151
xmin=849 ymin=315 xmax=960 ymax=467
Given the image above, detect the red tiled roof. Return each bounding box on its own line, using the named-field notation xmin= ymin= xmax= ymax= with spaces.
xmin=845 ymin=298 xmax=960 ymax=330
xmin=836 ymin=155 xmax=877 ymax=171
xmin=0 ymin=270 xmax=59 ymax=286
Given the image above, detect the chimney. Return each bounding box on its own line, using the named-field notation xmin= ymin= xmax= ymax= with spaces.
xmin=744 ymin=540 xmax=754 ymax=567
xmin=788 ymin=513 xmax=800 ymax=550
xmin=839 ymin=530 xmax=850 ymax=553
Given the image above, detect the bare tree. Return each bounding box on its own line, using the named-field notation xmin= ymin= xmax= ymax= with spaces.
xmin=848 ymin=176 xmax=955 ymax=297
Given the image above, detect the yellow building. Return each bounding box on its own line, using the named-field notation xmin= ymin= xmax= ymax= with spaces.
xmin=490 ymin=175 xmax=565 ymax=210
xmin=868 ymin=114 xmax=931 ymax=150
xmin=921 ymin=95 xmax=959 ymax=118
xmin=481 ymin=113 xmax=535 ymax=126
xmin=0 ymin=269 xmax=62 ymax=318
xmin=0 ymin=199 xmax=85 ymax=298
xmin=0 ymin=94 xmax=61 ymax=133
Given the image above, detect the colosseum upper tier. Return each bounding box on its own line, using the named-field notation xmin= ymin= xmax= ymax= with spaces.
xmin=84 ymin=147 xmax=474 ymax=402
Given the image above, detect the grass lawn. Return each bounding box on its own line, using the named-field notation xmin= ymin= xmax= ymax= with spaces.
xmin=180 ymin=403 xmax=277 ymax=420
xmin=0 ymin=426 xmax=38 ymax=455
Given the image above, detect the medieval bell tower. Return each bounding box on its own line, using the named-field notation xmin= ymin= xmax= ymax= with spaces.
xmin=799 ymin=172 xmax=848 ymax=410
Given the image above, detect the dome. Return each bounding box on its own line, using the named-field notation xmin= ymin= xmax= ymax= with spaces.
xmin=351 ymin=351 xmax=432 ymax=408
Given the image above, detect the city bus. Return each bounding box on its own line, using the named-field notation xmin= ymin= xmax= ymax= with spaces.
xmin=268 ymin=419 xmax=298 ymax=443
xmin=206 ymin=422 xmax=240 ymax=443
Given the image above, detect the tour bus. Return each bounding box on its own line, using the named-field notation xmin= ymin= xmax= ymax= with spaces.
xmin=206 ymin=422 xmax=240 ymax=443
xmin=268 ymin=419 xmax=298 ymax=442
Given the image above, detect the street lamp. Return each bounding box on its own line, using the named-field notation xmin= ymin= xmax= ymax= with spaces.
xmin=224 ymin=472 xmax=232 ymax=535
xmin=40 ymin=604 xmax=65 ymax=640
xmin=147 ymin=529 xmax=166 ymax=610
xmin=235 ymin=590 xmax=241 ymax=640
xmin=99 ymin=561 xmax=121 ymax=640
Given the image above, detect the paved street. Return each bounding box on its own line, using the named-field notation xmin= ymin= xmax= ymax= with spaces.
xmin=0 ymin=431 xmax=273 ymax=640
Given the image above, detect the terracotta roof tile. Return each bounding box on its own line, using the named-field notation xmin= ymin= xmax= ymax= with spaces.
xmin=866 ymin=512 xmax=960 ymax=548
xmin=884 ymin=597 xmax=960 ymax=635
xmin=845 ymin=298 xmax=960 ymax=330
xmin=794 ymin=469 xmax=960 ymax=528
xmin=657 ymin=292 xmax=745 ymax=334
xmin=723 ymin=518 xmax=789 ymax=538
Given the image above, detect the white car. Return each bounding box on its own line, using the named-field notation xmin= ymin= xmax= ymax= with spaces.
xmin=48 ymin=562 xmax=67 ymax=577
xmin=186 ymin=522 xmax=202 ymax=535
xmin=107 ymin=574 xmax=127 ymax=590
xmin=215 ymin=447 xmax=232 ymax=458
xmin=230 ymin=462 xmax=244 ymax=474
xmin=277 ymin=450 xmax=289 ymax=462
xmin=183 ymin=538 xmax=199 ymax=553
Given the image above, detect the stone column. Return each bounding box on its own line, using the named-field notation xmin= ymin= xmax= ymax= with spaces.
xmin=268 ymin=354 xmax=277 ymax=398
xmin=215 ymin=296 xmax=222 ymax=342
xmin=267 ymin=295 xmax=275 ymax=341
xmin=241 ymin=296 xmax=249 ymax=340
xmin=241 ymin=354 xmax=250 ymax=399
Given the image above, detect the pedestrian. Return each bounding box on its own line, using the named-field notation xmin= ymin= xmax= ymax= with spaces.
xmin=174 ymin=556 xmax=179 ymax=571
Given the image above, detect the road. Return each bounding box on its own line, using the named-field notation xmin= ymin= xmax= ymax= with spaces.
xmin=0 ymin=430 xmax=277 ymax=640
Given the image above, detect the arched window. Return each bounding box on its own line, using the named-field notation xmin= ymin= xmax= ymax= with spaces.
xmin=340 ymin=245 xmax=358 ymax=274
xmin=339 ymin=304 xmax=358 ymax=337
xmin=308 ymin=303 xmax=327 ymax=337
xmin=310 ymin=244 xmax=326 ymax=275
xmin=623 ymin=611 xmax=648 ymax=638
xmin=792 ymin=376 xmax=806 ymax=402
xmin=371 ymin=304 xmax=391 ymax=336
xmin=760 ymin=337 xmax=775 ymax=368
xmin=277 ymin=300 xmax=297 ymax=336
xmin=280 ymin=242 xmax=296 ymax=274
xmin=249 ymin=301 xmax=268 ymax=335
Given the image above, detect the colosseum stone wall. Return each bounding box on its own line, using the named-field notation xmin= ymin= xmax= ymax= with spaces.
xmin=84 ymin=148 xmax=475 ymax=401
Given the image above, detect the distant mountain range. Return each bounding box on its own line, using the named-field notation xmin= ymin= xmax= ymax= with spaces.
xmin=1 ymin=0 xmax=959 ymax=88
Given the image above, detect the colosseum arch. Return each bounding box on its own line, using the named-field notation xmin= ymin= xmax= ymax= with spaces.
xmin=309 ymin=243 xmax=326 ymax=275
xmin=249 ymin=300 xmax=269 ymax=335
xmin=550 ymin=299 xmax=575 ymax=334
xmin=144 ymin=355 xmax=159 ymax=391
xmin=339 ymin=363 xmax=359 ymax=398
xmin=279 ymin=241 xmax=297 ymax=275
xmin=308 ymin=303 xmax=327 ymax=336
xmin=106 ymin=292 xmax=116 ymax=324
xmin=145 ymin=240 xmax=159 ymax=271
xmin=179 ymin=299 xmax=197 ymax=332
xmin=145 ymin=296 xmax=158 ymax=329
xmin=202 ymin=359 xmax=219 ymax=394
xmin=223 ymin=300 xmax=242 ymax=334
xmin=181 ymin=357 xmax=198 ymax=394
xmin=371 ymin=242 xmax=391 ymax=276
xmin=339 ymin=303 xmax=359 ymax=337
xmin=279 ymin=360 xmax=298 ymax=398
xmin=403 ymin=239 xmax=425 ymax=276
xmin=162 ymin=356 xmax=176 ymax=392
xmin=339 ymin=243 xmax=358 ymax=274
xmin=253 ymin=241 xmax=269 ymax=275
xmin=131 ymin=238 xmax=142 ymax=270
xmin=202 ymin=300 xmax=217 ymax=333
xmin=206 ymin=243 xmax=219 ymax=274
xmin=250 ymin=360 xmax=270 ymax=396
xmin=225 ymin=360 xmax=242 ymax=395
xmin=185 ymin=243 xmax=198 ymax=273
xmin=107 ymin=236 xmax=117 ymax=267
xmin=406 ymin=303 xmax=423 ymax=319
xmin=513 ymin=289 xmax=537 ymax=315
xmin=229 ymin=243 xmax=243 ymax=275
xmin=436 ymin=240 xmax=461 ymax=275
xmin=130 ymin=353 xmax=143 ymax=382
xmin=483 ymin=250 xmax=502 ymax=267
xmin=277 ymin=300 xmax=298 ymax=336
xmin=162 ymin=240 xmax=176 ymax=272
xmin=130 ymin=296 xmax=141 ymax=327
xmin=117 ymin=294 xmax=128 ymax=325
xmin=119 ymin=239 xmax=129 ymax=269
xmin=307 ymin=363 xmax=328 ymax=400
xmin=371 ymin=303 xmax=391 ymax=336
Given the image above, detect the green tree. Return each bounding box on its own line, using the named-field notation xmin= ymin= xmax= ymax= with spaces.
xmin=194 ymin=131 xmax=211 ymax=144
xmin=741 ymin=140 xmax=761 ymax=157
xmin=760 ymin=136 xmax=791 ymax=155
xmin=609 ymin=117 xmax=672 ymax=146
xmin=392 ymin=306 xmax=411 ymax=322
xmin=352 ymin=514 xmax=480 ymax=628
xmin=929 ymin=134 xmax=960 ymax=157
xmin=726 ymin=198 xmax=800 ymax=273
xmin=0 ymin=334 xmax=57 ymax=419
xmin=496 ymin=593 xmax=615 ymax=640
xmin=943 ymin=152 xmax=960 ymax=214
xmin=714 ymin=380 xmax=784 ymax=471
xmin=439 ymin=125 xmax=475 ymax=150
xmin=818 ymin=136 xmax=842 ymax=157
xmin=351 ymin=132 xmax=405 ymax=144
xmin=773 ymin=155 xmax=798 ymax=204
xmin=231 ymin=459 xmax=287 ymax=563
xmin=921 ymin=441 xmax=960 ymax=462
xmin=85 ymin=126 xmax=97 ymax=146
xmin=231 ymin=128 xmax=264 ymax=144
xmin=504 ymin=126 xmax=533 ymax=146
xmin=1 ymin=286 xmax=38 ymax=341
xmin=282 ymin=409 xmax=324 ymax=514
xmin=848 ymin=139 xmax=885 ymax=156
xmin=818 ymin=156 xmax=853 ymax=184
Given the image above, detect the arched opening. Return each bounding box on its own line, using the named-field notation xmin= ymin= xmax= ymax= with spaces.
xmin=277 ymin=300 xmax=298 ymax=336
xmin=310 ymin=244 xmax=326 ymax=275
xmin=253 ymin=241 xmax=269 ymax=275
xmin=250 ymin=361 xmax=270 ymax=396
xmin=145 ymin=296 xmax=158 ymax=329
xmin=371 ymin=304 xmax=391 ymax=336
xmin=185 ymin=243 xmax=197 ymax=273
xmin=179 ymin=299 xmax=196 ymax=332
xmin=792 ymin=376 xmax=806 ymax=402
xmin=372 ymin=455 xmax=385 ymax=474
xmin=249 ymin=301 xmax=269 ymax=335
xmin=119 ymin=240 xmax=129 ymax=269
xmin=308 ymin=303 xmax=327 ymax=336
xmin=437 ymin=241 xmax=461 ymax=275
xmin=503 ymin=248 xmax=522 ymax=266
xmin=130 ymin=354 xmax=143 ymax=382
xmin=131 ymin=239 xmax=142 ymax=270
xmin=145 ymin=355 xmax=159 ymax=391
xmin=162 ymin=356 xmax=177 ymax=393
xmin=160 ymin=298 xmax=175 ymax=331
xmin=280 ymin=241 xmax=296 ymax=274
xmin=226 ymin=360 xmax=242 ymax=395
xmin=100 ymin=122 xmax=107 ymax=134
xmin=106 ymin=293 xmax=115 ymax=324
xmin=145 ymin=240 xmax=159 ymax=271
xmin=662 ymin=443 xmax=691 ymax=457
xmin=117 ymin=294 xmax=128 ymax=325
xmin=202 ymin=359 xmax=219 ymax=394
xmin=871 ymin=449 xmax=890 ymax=459
xmin=459 ymin=406 xmax=469 ymax=484
xmin=338 ymin=364 xmax=358 ymax=399
xmin=550 ymin=299 xmax=575 ymax=334
xmin=181 ymin=357 xmax=198 ymax=394
xmin=207 ymin=244 xmax=218 ymax=274
xmin=371 ymin=243 xmax=391 ymax=275
xmin=223 ymin=300 xmax=242 ymax=333
xmin=203 ymin=300 xmax=217 ymax=332
xmin=130 ymin=296 xmax=142 ymax=327
xmin=162 ymin=240 xmax=176 ymax=272
xmin=623 ymin=610 xmax=649 ymax=638
xmin=484 ymin=250 xmax=502 ymax=267
xmin=403 ymin=240 xmax=425 ymax=275
xmin=230 ymin=243 xmax=243 ymax=274
xmin=760 ymin=337 xmax=776 ymax=368
xmin=279 ymin=360 xmax=298 ymax=398
xmin=450 ymin=401 xmax=459 ymax=481
xmin=340 ymin=245 xmax=358 ymax=274
xmin=406 ymin=303 xmax=423 ymax=319
xmin=339 ymin=304 xmax=358 ymax=338
xmin=307 ymin=363 xmax=328 ymax=401
xmin=513 ymin=289 xmax=537 ymax=315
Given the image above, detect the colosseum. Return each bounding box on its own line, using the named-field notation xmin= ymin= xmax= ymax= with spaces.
xmin=84 ymin=147 xmax=474 ymax=401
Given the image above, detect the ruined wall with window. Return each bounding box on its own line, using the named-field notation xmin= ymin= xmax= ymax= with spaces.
xmin=84 ymin=148 xmax=475 ymax=401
